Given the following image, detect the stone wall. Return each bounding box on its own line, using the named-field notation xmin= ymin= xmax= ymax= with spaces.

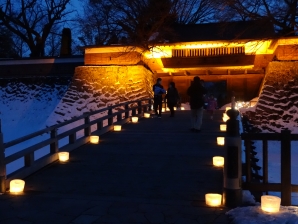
xmin=84 ymin=52 xmax=142 ymax=65
xmin=244 ymin=62 xmax=298 ymax=133
xmin=51 ymin=65 xmax=155 ymax=122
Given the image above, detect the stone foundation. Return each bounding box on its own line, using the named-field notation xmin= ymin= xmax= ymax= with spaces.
xmin=244 ymin=62 xmax=298 ymax=133
xmin=52 ymin=65 xmax=155 ymax=122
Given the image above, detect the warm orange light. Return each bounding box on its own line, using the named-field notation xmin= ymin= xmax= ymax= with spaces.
xmin=114 ymin=125 xmax=122 ymax=131
xmin=205 ymin=193 xmax=222 ymax=206
xmin=220 ymin=124 xmax=227 ymax=131
xmin=217 ymin=137 xmax=225 ymax=146
xmin=261 ymin=195 xmax=281 ymax=213
xmin=213 ymin=156 xmax=224 ymax=167
xmin=132 ymin=117 xmax=138 ymax=123
xmin=58 ymin=152 xmax=69 ymax=162
xmin=90 ymin=136 xmax=99 ymax=144
xmin=144 ymin=113 xmax=150 ymax=118
xmin=10 ymin=179 xmax=25 ymax=193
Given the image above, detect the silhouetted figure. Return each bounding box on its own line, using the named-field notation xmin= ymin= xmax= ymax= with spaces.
xmin=187 ymin=76 xmax=207 ymax=132
xmin=166 ymin=82 xmax=179 ymax=117
xmin=153 ymin=78 xmax=166 ymax=118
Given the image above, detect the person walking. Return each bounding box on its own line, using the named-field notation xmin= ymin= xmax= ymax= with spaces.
xmin=206 ymin=94 xmax=218 ymax=120
xmin=166 ymin=82 xmax=179 ymax=117
xmin=187 ymin=76 xmax=207 ymax=132
xmin=153 ymin=78 xmax=166 ymax=118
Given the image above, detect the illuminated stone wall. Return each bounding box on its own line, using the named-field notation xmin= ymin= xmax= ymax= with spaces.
xmin=51 ymin=65 xmax=155 ymax=122
xmin=244 ymin=62 xmax=298 ymax=132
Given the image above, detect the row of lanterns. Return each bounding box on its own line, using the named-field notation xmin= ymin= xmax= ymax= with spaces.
xmin=9 ymin=112 xmax=150 ymax=194
xmin=205 ymin=122 xmax=226 ymax=206
xmin=205 ymin=110 xmax=282 ymax=213
xmin=10 ymin=109 xmax=282 ymax=213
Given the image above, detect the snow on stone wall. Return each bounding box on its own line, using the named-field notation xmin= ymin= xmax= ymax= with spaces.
xmin=47 ymin=65 xmax=155 ymax=123
xmin=0 ymin=65 xmax=154 ymax=141
xmin=244 ymin=62 xmax=298 ymax=133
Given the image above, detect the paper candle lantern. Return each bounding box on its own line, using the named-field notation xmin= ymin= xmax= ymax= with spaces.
xmin=162 ymin=108 xmax=165 ymax=112
xmin=225 ymin=106 xmax=231 ymax=112
xmin=58 ymin=152 xmax=69 ymax=162
xmin=217 ymin=137 xmax=225 ymax=146
xmin=10 ymin=179 xmax=25 ymax=193
xmin=213 ymin=156 xmax=224 ymax=167
xmin=174 ymin=107 xmax=177 ymax=110
xmin=144 ymin=113 xmax=150 ymax=118
xmin=90 ymin=136 xmax=99 ymax=144
xmin=220 ymin=124 xmax=227 ymax=131
xmin=222 ymin=116 xmax=228 ymax=122
xmin=261 ymin=195 xmax=281 ymax=213
xmin=132 ymin=117 xmax=138 ymax=123
xmin=181 ymin=107 xmax=185 ymax=110
xmin=205 ymin=193 xmax=222 ymax=206
xmin=114 ymin=125 xmax=122 ymax=131
xmin=166 ymin=108 xmax=170 ymax=111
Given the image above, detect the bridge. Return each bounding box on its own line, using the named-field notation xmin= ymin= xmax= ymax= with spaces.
xmin=0 ymin=99 xmax=231 ymax=223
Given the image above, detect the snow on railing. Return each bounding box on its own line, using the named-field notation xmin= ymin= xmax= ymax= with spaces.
xmin=0 ymin=98 xmax=153 ymax=192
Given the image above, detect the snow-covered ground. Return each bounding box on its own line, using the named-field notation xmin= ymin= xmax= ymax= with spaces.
xmin=222 ymin=103 xmax=298 ymax=223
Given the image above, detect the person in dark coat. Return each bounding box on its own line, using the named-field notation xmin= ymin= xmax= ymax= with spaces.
xmin=187 ymin=76 xmax=207 ymax=132
xmin=153 ymin=78 xmax=166 ymax=118
xmin=166 ymin=82 xmax=179 ymax=117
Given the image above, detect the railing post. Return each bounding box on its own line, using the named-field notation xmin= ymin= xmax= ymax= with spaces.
xmin=84 ymin=115 xmax=91 ymax=136
xmin=0 ymin=120 xmax=6 ymax=193
xmin=50 ymin=127 xmax=58 ymax=154
xmin=97 ymin=121 xmax=103 ymax=130
xmin=117 ymin=113 xmax=122 ymax=122
xmin=281 ymin=129 xmax=291 ymax=205
xmin=223 ymin=96 xmax=242 ymax=207
xmin=244 ymin=139 xmax=251 ymax=183
xmin=125 ymin=104 xmax=129 ymax=118
xmin=25 ymin=153 xmax=34 ymax=167
xmin=138 ymin=101 xmax=142 ymax=114
xmin=108 ymin=108 xmax=113 ymax=126
xmin=69 ymin=133 xmax=76 ymax=144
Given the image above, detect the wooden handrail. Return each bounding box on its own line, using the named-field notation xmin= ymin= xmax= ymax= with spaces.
xmin=0 ymin=98 xmax=153 ymax=191
xmin=242 ymin=128 xmax=298 ymax=205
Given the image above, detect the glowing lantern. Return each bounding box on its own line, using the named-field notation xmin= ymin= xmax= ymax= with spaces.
xmin=181 ymin=107 xmax=185 ymax=110
xmin=58 ymin=152 xmax=69 ymax=162
xmin=90 ymin=136 xmax=99 ymax=144
xmin=225 ymin=106 xmax=231 ymax=112
xmin=10 ymin=179 xmax=25 ymax=193
xmin=162 ymin=108 xmax=165 ymax=112
xmin=213 ymin=156 xmax=224 ymax=167
xmin=114 ymin=125 xmax=122 ymax=131
xmin=132 ymin=117 xmax=138 ymax=123
xmin=222 ymin=113 xmax=229 ymax=122
xmin=261 ymin=195 xmax=281 ymax=213
xmin=205 ymin=193 xmax=222 ymax=206
xmin=166 ymin=108 xmax=170 ymax=111
xmin=174 ymin=107 xmax=177 ymax=110
xmin=220 ymin=124 xmax=227 ymax=131
xmin=144 ymin=113 xmax=150 ymax=118
xmin=217 ymin=137 xmax=225 ymax=146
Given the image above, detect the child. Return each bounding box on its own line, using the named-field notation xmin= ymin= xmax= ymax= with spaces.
xmin=207 ymin=95 xmax=217 ymax=120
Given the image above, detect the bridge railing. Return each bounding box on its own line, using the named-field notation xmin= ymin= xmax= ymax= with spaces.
xmin=241 ymin=130 xmax=298 ymax=205
xmin=0 ymin=98 xmax=153 ymax=192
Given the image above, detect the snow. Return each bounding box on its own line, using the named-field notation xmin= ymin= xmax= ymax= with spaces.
xmin=227 ymin=205 xmax=298 ymax=224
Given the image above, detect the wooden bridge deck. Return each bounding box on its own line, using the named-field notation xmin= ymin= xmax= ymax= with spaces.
xmin=0 ymin=110 xmax=232 ymax=224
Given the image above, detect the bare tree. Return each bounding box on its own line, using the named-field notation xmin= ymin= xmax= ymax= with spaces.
xmin=0 ymin=0 xmax=74 ymax=57
xmin=76 ymin=1 xmax=120 ymax=46
xmin=172 ymin=0 xmax=218 ymax=24
xmin=216 ymin=0 xmax=298 ymax=36
xmin=77 ymin=0 xmax=218 ymax=49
